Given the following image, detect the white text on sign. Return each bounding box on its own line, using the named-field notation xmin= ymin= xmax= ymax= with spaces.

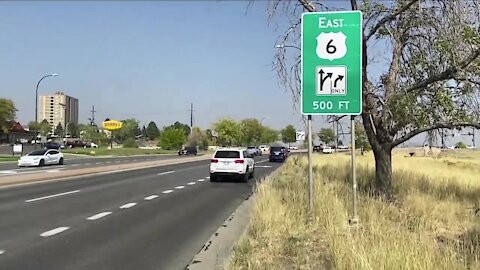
xmin=319 ymin=18 xmax=344 ymax=28
xmin=312 ymin=101 xmax=350 ymax=111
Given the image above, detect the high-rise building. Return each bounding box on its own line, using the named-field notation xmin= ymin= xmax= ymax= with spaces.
xmin=39 ymin=91 xmax=79 ymax=135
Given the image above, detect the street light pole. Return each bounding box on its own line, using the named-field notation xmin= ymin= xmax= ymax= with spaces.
xmin=34 ymin=73 xmax=58 ymax=149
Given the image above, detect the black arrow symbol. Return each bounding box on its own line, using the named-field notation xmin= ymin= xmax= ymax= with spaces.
xmin=334 ymin=75 xmax=344 ymax=88
xmin=319 ymin=69 xmax=333 ymax=91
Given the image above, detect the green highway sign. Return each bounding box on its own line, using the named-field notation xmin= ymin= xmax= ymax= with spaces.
xmin=301 ymin=11 xmax=362 ymax=115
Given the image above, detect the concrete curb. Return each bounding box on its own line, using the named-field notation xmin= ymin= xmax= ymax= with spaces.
xmin=185 ymin=165 xmax=285 ymax=270
xmin=0 ymin=155 xmax=211 ymax=189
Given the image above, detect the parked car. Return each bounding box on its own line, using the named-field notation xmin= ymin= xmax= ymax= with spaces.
xmin=178 ymin=146 xmax=198 ymax=156
xmin=18 ymin=149 xmax=64 ymax=167
xmin=289 ymin=145 xmax=298 ymax=150
xmin=322 ymin=146 xmax=334 ymax=154
xmin=45 ymin=141 xmax=62 ymax=150
xmin=209 ymin=148 xmax=255 ymax=182
xmin=313 ymin=145 xmax=323 ymax=152
xmin=269 ymin=146 xmax=287 ymax=162
xmin=66 ymin=140 xmax=87 ymax=148
xmin=85 ymin=142 xmax=98 ymax=148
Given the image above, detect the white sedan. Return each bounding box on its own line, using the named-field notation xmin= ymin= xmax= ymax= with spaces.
xmin=18 ymin=149 xmax=65 ymax=167
xmin=322 ymin=146 xmax=334 ymax=154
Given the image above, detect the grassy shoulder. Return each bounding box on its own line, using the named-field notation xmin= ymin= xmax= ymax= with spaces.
xmin=0 ymin=156 xmax=20 ymax=162
xmin=229 ymin=150 xmax=480 ymax=269
xmin=61 ymin=147 xmax=177 ymax=156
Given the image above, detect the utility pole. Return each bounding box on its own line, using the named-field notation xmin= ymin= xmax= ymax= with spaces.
xmin=189 ymin=103 xmax=194 ymax=129
xmin=90 ymin=105 xmax=96 ymax=126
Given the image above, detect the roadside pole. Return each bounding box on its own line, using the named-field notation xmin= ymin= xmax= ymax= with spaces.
xmin=350 ymin=115 xmax=359 ymax=224
xmin=307 ymin=115 xmax=314 ymax=214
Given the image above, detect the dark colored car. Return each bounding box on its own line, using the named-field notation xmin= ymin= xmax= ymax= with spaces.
xmin=313 ymin=145 xmax=323 ymax=152
xmin=269 ymin=146 xmax=287 ymax=162
xmin=66 ymin=140 xmax=87 ymax=148
xmin=178 ymin=146 xmax=198 ymax=156
xmin=45 ymin=141 xmax=62 ymax=150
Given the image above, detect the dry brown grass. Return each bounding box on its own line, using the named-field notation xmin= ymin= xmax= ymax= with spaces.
xmin=229 ymin=150 xmax=480 ymax=270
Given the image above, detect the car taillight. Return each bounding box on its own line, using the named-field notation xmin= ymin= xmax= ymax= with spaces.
xmin=211 ymin=159 xmax=219 ymax=163
xmin=234 ymin=159 xmax=244 ymax=164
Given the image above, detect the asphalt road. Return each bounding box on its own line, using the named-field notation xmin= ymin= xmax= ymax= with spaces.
xmin=0 ymin=154 xmax=187 ymax=175
xmin=0 ymin=155 xmax=283 ymax=270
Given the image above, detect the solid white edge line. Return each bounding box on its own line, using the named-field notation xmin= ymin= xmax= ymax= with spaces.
xmin=25 ymin=190 xmax=80 ymax=203
xmin=144 ymin=195 xmax=159 ymax=200
xmin=87 ymin=212 xmax=112 ymax=220
xmin=162 ymin=190 xmax=174 ymax=194
xmin=175 ymin=186 xmax=185 ymax=189
xmin=187 ymin=182 xmax=196 ymax=185
xmin=40 ymin=227 xmax=70 ymax=237
xmin=120 ymin=202 xmax=137 ymax=209
xmin=157 ymin=170 xmax=175 ymax=176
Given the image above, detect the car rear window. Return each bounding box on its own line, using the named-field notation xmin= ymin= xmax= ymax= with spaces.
xmin=214 ymin=151 xmax=240 ymax=158
xmin=270 ymin=147 xmax=283 ymax=152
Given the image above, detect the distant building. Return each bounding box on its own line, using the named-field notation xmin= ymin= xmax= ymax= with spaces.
xmin=39 ymin=91 xmax=79 ymax=135
xmin=0 ymin=122 xmax=35 ymax=144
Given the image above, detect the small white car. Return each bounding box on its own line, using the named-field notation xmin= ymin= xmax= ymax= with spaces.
xmin=18 ymin=149 xmax=64 ymax=167
xmin=322 ymin=146 xmax=334 ymax=154
xmin=259 ymin=145 xmax=270 ymax=153
xmin=289 ymin=146 xmax=298 ymax=150
xmin=210 ymin=148 xmax=255 ymax=182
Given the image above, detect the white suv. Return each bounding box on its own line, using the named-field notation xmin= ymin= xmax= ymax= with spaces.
xmin=210 ymin=149 xmax=255 ymax=182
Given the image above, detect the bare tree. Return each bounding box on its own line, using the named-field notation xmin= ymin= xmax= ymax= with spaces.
xmin=269 ymin=0 xmax=480 ymax=196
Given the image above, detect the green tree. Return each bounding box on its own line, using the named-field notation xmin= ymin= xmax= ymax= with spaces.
xmin=66 ymin=122 xmax=79 ymax=138
xmin=0 ymin=98 xmax=17 ymax=133
xmin=213 ymin=118 xmax=243 ymax=146
xmin=116 ymin=118 xmax=139 ymax=142
xmin=280 ymin=125 xmax=296 ymax=145
xmin=159 ymin=128 xmax=186 ymax=150
xmin=28 ymin=121 xmax=39 ymax=132
xmin=241 ymin=118 xmax=264 ymax=145
xmin=355 ymin=120 xmax=371 ymax=152
xmin=146 ymin=121 xmax=160 ymax=140
xmin=268 ymin=0 xmax=480 ymax=196
xmin=123 ymin=138 xmax=138 ymax=148
xmin=39 ymin=119 xmax=51 ymax=136
xmin=55 ymin=122 xmax=63 ymax=137
xmin=164 ymin=121 xmax=191 ymax=137
xmin=261 ymin=127 xmax=279 ymax=143
xmin=455 ymin=142 xmax=467 ymax=149
xmin=318 ymin=128 xmax=336 ymax=145
xmin=188 ymin=127 xmax=209 ymax=150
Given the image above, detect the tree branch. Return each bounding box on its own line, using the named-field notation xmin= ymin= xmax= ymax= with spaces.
xmin=392 ymin=122 xmax=480 ymax=147
xmin=298 ymin=0 xmax=315 ymax=12
xmin=366 ymin=0 xmax=420 ymax=41
xmin=404 ymin=47 xmax=480 ymax=93
xmin=350 ymin=0 xmax=358 ymax=10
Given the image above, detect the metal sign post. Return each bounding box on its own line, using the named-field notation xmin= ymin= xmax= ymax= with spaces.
xmin=307 ymin=115 xmax=314 ymax=214
xmin=350 ymin=116 xmax=359 ymax=224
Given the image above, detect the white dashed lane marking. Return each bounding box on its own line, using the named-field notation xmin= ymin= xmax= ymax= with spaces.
xmin=0 ymin=250 xmax=5 ymax=255
xmin=187 ymin=182 xmax=196 ymax=185
xmin=157 ymin=171 xmax=175 ymax=176
xmin=162 ymin=190 xmax=174 ymax=194
xmin=206 ymin=176 xmax=210 ymax=179
xmin=25 ymin=190 xmax=80 ymax=203
xmin=40 ymin=227 xmax=70 ymax=237
xmin=144 ymin=195 xmax=158 ymax=200
xmin=87 ymin=212 xmax=112 ymax=220
xmin=175 ymin=186 xmax=185 ymax=189
xmin=120 ymin=203 xmax=137 ymax=209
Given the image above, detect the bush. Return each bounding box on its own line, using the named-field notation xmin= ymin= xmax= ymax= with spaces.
xmin=456 ymin=142 xmax=467 ymax=149
xmin=122 ymin=138 xmax=138 ymax=148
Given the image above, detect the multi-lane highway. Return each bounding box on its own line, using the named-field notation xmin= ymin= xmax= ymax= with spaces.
xmin=0 ymin=156 xmax=282 ymax=270
xmin=0 ymin=154 xmax=184 ymax=177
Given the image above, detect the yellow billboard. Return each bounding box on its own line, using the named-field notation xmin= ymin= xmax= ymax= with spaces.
xmin=102 ymin=120 xmax=123 ymax=131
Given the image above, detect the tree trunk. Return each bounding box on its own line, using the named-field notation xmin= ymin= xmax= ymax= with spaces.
xmin=372 ymin=145 xmax=393 ymax=197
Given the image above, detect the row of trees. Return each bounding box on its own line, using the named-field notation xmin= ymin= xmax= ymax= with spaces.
xmin=212 ymin=118 xmax=281 ymax=146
